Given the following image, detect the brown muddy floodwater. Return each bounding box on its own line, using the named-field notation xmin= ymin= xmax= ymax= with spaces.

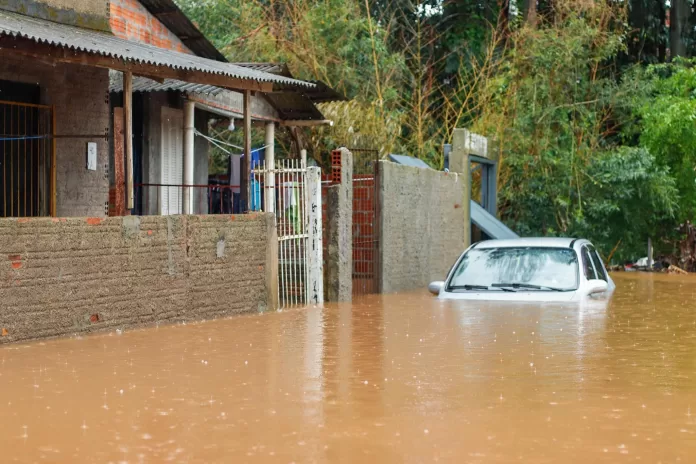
xmin=2 ymin=273 xmax=696 ymax=463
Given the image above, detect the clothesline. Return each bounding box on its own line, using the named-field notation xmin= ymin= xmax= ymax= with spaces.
xmin=194 ymin=129 xmax=271 ymax=157
xmin=0 ymin=135 xmax=48 ymax=141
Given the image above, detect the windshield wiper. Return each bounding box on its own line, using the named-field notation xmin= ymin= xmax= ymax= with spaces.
xmin=449 ymin=284 xmax=516 ymax=292
xmin=491 ymin=283 xmax=567 ymax=292
xmin=450 ymin=284 xmax=490 ymax=291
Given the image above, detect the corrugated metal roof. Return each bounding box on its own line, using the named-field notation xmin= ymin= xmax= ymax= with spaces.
xmin=0 ymin=10 xmax=314 ymax=89
xmin=109 ymin=71 xmax=225 ymax=95
xmin=233 ymin=63 xmax=290 ymax=74
xmin=234 ymin=63 xmax=346 ymax=102
xmin=138 ymin=0 xmax=226 ymax=62
xmin=388 ymin=154 xmax=432 ymax=169
xmin=108 ymin=71 xmax=328 ymax=121
xmin=470 ymin=201 xmax=519 ymax=240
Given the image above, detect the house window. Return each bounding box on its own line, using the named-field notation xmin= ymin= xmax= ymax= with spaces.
xmin=0 ymin=80 xmax=53 ymax=218
xmin=160 ymin=107 xmax=183 ymax=215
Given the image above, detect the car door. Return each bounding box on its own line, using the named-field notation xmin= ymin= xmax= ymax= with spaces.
xmin=580 ymin=246 xmax=597 ymax=282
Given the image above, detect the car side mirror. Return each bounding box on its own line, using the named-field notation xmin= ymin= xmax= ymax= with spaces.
xmin=587 ymin=279 xmax=608 ymax=296
xmin=428 ymin=281 xmax=444 ymax=295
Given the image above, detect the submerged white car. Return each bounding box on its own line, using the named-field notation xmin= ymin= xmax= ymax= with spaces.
xmin=429 ymin=238 xmax=616 ymax=302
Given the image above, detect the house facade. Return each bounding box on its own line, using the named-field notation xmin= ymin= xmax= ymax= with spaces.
xmin=0 ymin=0 xmax=337 ymax=220
xmin=0 ymin=0 xmax=338 ymax=343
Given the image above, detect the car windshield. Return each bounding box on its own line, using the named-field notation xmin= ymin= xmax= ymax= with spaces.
xmin=448 ymin=247 xmax=579 ymax=291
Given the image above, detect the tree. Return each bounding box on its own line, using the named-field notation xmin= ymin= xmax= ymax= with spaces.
xmin=670 ymin=0 xmax=690 ymax=58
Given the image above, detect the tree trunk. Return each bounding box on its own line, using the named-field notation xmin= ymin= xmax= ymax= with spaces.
xmin=670 ymin=0 xmax=689 ymax=58
xmin=628 ymin=0 xmax=646 ymax=61
xmin=658 ymin=0 xmax=667 ymax=62
xmin=522 ymin=0 xmax=537 ymax=26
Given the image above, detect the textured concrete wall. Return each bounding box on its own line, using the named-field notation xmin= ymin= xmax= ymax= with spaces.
xmin=0 ymin=213 xmax=274 ymax=344
xmin=0 ymin=55 xmax=110 ymax=218
xmin=0 ymin=0 xmax=111 ymax=31
xmin=110 ymin=0 xmax=191 ymax=53
xmin=326 ymin=149 xmax=353 ymax=301
xmin=376 ymin=161 xmax=466 ymax=293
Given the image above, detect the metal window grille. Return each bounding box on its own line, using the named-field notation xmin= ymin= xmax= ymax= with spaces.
xmin=0 ymin=100 xmax=54 ymax=218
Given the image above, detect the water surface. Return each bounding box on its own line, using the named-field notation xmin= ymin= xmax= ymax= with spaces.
xmin=2 ymin=273 xmax=696 ymax=463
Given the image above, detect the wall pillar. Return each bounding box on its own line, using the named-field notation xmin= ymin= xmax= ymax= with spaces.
xmin=264 ymin=121 xmax=275 ymax=213
xmin=450 ymin=128 xmax=489 ymax=249
xmin=306 ymin=166 xmax=324 ymax=305
xmin=327 ymin=148 xmax=353 ymax=302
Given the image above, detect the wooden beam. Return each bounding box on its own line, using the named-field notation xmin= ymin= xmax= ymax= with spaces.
xmin=0 ymin=37 xmax=274 ymax=93
xmin=113 ymin=107 xmax=126 ymax=216
xmin=51 ymin=105 xmax=57 ymax=217
xmin=124 ymin=71 xmax=134 ymax=211
xmin=241 ymin=89 xmax=251 ymax=212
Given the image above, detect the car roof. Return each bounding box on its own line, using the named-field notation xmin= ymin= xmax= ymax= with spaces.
xmin=473 ymin=237 xmax=586 ymax=249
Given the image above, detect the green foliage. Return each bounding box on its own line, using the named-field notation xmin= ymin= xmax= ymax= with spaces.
xmin=176 ymin=0 xmax=696 ymax=263
xmin=472 ymin=3 xmax=678 ymax=261
xmin=633 ymin=59 xmax=696 ymax=219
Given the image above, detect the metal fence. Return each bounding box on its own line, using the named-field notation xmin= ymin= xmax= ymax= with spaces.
xmin=252 ymin=159 xmax=323 ymax=308
xmin=134 ymin=183 xmax=241 ymax=215
xmin=0 ymin=100 xmax=54 ymax=218
xmin=324 ymin=149 xmax=380 ymax=298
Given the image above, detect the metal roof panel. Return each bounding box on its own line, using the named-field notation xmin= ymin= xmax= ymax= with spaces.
xmin=0 ymin=11 xmax=313 ymax=89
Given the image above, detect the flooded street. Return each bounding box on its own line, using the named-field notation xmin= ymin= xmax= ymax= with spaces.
xmin=2 ymin=273 xmax=696 ymax=463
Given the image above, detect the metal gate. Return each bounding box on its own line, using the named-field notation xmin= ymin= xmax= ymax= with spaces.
xmin=0 ymin=100 xmax=55 ymax=218
xmin=252 ymin=159 xmax=323 ymax=308
xmin=322 ymin=149 xmax=380 ymax=298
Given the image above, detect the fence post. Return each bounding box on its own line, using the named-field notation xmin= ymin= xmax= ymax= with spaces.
xmin=327 ymin=148 xmax=353 ymax=301
xmin=306 ymin=166 xmax=324 ymax=305
xmin=265 ymin=213 xmax=279 ymax=311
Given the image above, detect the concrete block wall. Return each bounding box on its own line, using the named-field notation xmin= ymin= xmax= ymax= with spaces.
xmin=0 ymin=56 xmax=110 ymax=218
xmin=110 ymin=0 xmax=192 ymax=53
xmin=0 ymin=213 xmax=274 ymax=344
xmin=376 ymin=161 xmax=466 ymax=293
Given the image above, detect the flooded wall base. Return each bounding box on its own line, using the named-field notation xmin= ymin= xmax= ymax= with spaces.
xmin=376 ymin=161 xmax=466 ymax=293
xmin=0 ymin=213 xmax=275 ymax=344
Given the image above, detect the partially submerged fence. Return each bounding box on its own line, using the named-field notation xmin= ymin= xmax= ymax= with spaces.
xmin=322 ymin=148 xmax=380 ymax=300
xmin=251 ymin=159 xmax=323 ymax=308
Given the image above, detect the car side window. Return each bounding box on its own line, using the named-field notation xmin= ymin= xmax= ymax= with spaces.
xmin=581 ymin=247 xmax=597 ymax=280
xmin=588 ymin=246 xmax=608 ymax=282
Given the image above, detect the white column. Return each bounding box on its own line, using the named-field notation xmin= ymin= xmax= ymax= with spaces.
xmin=183 ymin=100 xmax=195 ymax=214
xmin=306 ymin=166 xmax=324 ymax=305
xmin=300 ymin=148 xmax=307 ymax=167
xmin=264 ymin=121 xmax=275 ymax=213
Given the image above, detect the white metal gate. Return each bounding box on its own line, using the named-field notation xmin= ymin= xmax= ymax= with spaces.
xmin=252 ymin=160 xmax=323 ymax=308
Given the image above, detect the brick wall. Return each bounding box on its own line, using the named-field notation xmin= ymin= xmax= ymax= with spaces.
xmin=0 ymin=55 xmax=110 ymax=218
xmin=376 ymin=161 xmax=466 ymax=293
xmin=110 ymin=0 xmax=192 ymax=53
xmin=0 ymin=213 xmax=275 ymax=344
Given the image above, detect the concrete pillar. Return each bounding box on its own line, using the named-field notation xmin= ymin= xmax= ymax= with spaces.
xmin=183 ymin=100 xmax=195 ymax=214
xmin=451 ymin=129 xmax=472 ymax=249
xmin=300 ymin=148 xmax=307 ymax=167
xmin=264 ymin=121 xmax=275 ymax=213
xmin=242 ymin=90 xmax=252 ymax=212
xmin=450 ymin=129 xmax=489 ymax=249
xmin=327 ymin=148 xmax=353 ymax=302
xmin=306 ymin=166 xmax=324 ymax=305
